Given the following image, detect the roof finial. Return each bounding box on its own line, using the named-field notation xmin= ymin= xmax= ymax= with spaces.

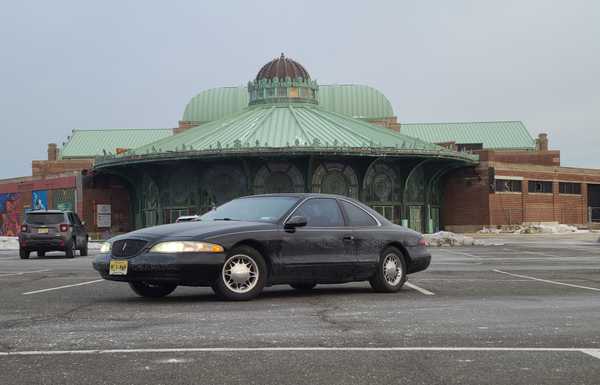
xmin=280 ymin=52 xmax=285 ymax=59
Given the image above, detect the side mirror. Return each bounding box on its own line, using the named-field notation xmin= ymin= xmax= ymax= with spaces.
xmin=284 ymin=215 xmax=307 ymax=230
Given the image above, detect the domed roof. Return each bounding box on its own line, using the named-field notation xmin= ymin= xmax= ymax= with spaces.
xmin=256 ymin=53 xmax=310 ymax=81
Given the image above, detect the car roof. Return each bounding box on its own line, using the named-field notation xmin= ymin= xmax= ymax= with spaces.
xmin=242 ymin=193 xmax=357 ymax=200
xmin=27 ymin=210 xmax=67 ymax=214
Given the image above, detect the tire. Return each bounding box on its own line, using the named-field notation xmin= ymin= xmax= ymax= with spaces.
xmin=80 ymin=241 xmax=88 ymax=257
xmin=290 ymin=283 xmax=316 ymax=291
xmin=37 ymin=251 xmax=45 ymax=257
xmin=369 ymin=246 xmax=407 ymax=293
xmin=129 ymin=282 xmax=177 ymax=298
xmin=212 ymin=245 xmax=267 ymax=301
xmin=19 ymin=248 xmax=30 ymax=259
xmin=65 ymin=239 xmax=75 ymax=259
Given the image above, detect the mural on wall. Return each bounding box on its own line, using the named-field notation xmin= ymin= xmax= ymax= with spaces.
xmin=0 ymin=193 xmax=20 ymax=236
xmin=32 ymin=190 xmax=48 ymax=211
xmin=52 ymin=189 xmax=75 ymax=212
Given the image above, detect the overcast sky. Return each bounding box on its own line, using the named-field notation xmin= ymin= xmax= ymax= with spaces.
xmin=0 ymin=0 xmax=598 ymax=179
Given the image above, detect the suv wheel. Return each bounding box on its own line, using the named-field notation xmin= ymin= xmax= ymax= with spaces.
xmin=19 ymin=248 xmax=30 ymax=259
xmin=129 ymin=282 xmax=177 ymax=298
xmin=369 ymin=246 xmax=407 ymax=293
xmin=65 ymin=239 xmax=75 ymax=259
xmin=212 ymin=245 xmax=267 ymax=301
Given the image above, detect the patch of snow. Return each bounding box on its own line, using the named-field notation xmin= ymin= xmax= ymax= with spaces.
xmin=0 ymin=236 xmax=19 ymax=250
xmin=424 ymin=231 xmax=487 ymax=247
xmin=479 ymin=223 xmax=583 ymax=234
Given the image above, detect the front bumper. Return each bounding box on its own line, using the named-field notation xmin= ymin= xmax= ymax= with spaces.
xmin=405 ymin=245 xmax=431 ymax=274
xmin=92 ymin=251 xmax=227 ymax=286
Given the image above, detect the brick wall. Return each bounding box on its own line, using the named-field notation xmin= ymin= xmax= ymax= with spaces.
xmin=442 ymin=166 xmax=490 ymax=232
xmin=478 ymin=150 xmax=561 ymax=166
xmin=32 ymin=159 xmax=93 ymax=177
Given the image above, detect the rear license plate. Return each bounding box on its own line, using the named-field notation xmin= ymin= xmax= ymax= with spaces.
xmin=109 ymin=260 xmax=128 ymax=275
xmin=37 ymin=228 xmax=49 ymax=234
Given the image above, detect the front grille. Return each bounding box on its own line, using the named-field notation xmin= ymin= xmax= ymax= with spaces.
xmin=111 ymin=239 xmax=147 ymax=258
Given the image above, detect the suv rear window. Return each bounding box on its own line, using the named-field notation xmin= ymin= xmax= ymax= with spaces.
xmin=26 ymin=213 xmax=65 ymax=225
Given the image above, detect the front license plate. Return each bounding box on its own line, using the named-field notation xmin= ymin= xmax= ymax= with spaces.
xmin=109 ymin=260 xmax=128 ymax=275
xmin=37 ymin=228 xmax=48 ymax=234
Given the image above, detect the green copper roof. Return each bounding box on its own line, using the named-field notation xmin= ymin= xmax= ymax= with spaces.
xmin=122 ymin=104 xmax=475 ymax=163
xmin=401 ymin=121 xmax=536 ymax=150
xmin=182 ymin=87 xmax=248 ymax=123
xmin=181 ymin=84 xmax=395 ymax=123
xmin=60 ymin=129 xmax=172 ymax=158
xmin=318 ymin=84 xmax=394 ymax=119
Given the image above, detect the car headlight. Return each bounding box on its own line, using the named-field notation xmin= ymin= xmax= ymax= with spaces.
xmin=150 ymin=241 xmax=224 ymax=253
xmin=100 ymin=242 xmax=111 ymax=253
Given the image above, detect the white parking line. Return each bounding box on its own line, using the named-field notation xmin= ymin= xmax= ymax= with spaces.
xmin=22 ymin=279 xmax=104 ymax=295
xmin=405 ymin=282 xmax=435 ymax=295
xmin=493 ymin=269 xmax=600 ymax=292
xmin=0 ymin=347 xmax=598 ymax=357
xmin=0 ymin=269 xmax=51 ymax=277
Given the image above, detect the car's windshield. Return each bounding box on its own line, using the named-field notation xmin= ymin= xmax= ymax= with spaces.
xmin=26 ymin=213 xmax=65 ymax=225
xmin=200 ymin=196 xmax=300 ymax=223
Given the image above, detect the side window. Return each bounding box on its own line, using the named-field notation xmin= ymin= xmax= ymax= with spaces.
xmin=67 ymin=213 xmax=74 ymax=224
xmin=293 ymin=198 xmax=344 ymax=227
xmin=340 ymin=200 xmax=378 ymax=226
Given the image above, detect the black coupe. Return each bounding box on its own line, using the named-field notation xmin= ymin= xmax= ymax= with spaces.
xmin=93 ymin=194 xmax=431 ymax=300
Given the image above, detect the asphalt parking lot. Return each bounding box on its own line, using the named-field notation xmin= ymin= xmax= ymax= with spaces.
xmin=1 ymin=234 xmax=599 ymax=384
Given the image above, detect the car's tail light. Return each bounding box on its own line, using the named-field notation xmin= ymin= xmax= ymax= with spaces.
xmin=418 ymin=238 xmax=428 ymax=247
xmin=59 ymin=224 xmax=69 ymax=232
xmin=20 ymin=225 xmax=28 ymax=233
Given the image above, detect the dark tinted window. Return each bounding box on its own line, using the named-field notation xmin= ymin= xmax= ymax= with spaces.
xmin=340 ymin=200 xmax=377 ymax=226
xmin=201 ymin=196 xmax=299 ymax=223
xmin=26 ymin=213 xmax=65 ymax=225
xmin=294 ymin=198 xmax=344 ymax=227
xmin=528 ymin=181 xmax=553 ymax=193
xmin=495 ymin=179 xmax=522 ymax=192
xmin=559 ymin=182 xmax=581 ymax=194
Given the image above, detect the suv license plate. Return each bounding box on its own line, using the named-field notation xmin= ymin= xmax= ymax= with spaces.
xmin=37 ymin=228 xmax=48 ymax=234
xmin=109 ymin=260 xmax=128 ymax=275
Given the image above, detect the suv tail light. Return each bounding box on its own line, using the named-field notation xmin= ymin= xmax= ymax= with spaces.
xmin=20 ymin=225 xmax=28 ymax=233
xmin=418 ymin=238 xmax=428 ymax=247
xmin=59 ymin=224 xmax=69 ymax=232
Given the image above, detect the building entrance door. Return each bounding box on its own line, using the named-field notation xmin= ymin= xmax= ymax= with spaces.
xmin=588 ymin=184 xmax=600 ymax=222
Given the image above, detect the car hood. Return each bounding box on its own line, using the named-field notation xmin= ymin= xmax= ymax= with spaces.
xmin=110 ymin=220 xmax=277 ymax=243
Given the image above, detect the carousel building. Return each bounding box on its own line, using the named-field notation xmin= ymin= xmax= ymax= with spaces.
xmin=1 ymin=54 xmax=600 ymax=237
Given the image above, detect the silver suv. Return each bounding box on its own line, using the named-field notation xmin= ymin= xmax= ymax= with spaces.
xmin=19 ymin=210 xmax=89 ymax=259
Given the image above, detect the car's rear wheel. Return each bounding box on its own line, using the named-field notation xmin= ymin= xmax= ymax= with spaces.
xmin=212 ymin=245 xmax=267 ymax=301
xmin=65 ymin=239 xmax=75 ymax=258
xmin=290 ymin=283 xmax=316 ymax=291
xmin=37 ymin=251 xmax=45 ymax=257
xmin=129 ymin=282 xmax=177 ymax=298
xmin=80 ymin=240 xmax=88 ymax=257
xmin=369 ymin=246 xmax=407 ymax=293
xmin=19 ymin=248 xmax=30 ymax=259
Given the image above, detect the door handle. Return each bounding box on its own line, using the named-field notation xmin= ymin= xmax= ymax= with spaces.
xmin=343 ymin=235 xmax=355 ymax=242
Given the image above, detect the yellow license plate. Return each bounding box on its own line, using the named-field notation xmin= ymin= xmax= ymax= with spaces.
xmin=37 ymin=228 xmax=49 ymax=234
xmin=109 ymin=260 xmax=128 ymax=275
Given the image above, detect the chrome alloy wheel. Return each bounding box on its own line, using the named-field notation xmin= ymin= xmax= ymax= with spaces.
xmin=382 ymin=253 xmax=403 ymax=286
xmin=222 ymin=254 xmax=259 ymax=294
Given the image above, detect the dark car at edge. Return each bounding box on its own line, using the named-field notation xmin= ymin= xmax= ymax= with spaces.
xmin=93 ymin=194 xmax=431 ymax=300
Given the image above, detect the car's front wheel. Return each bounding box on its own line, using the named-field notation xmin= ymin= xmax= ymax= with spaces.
xmin=129 ymin=282 xmax=177 ymax=298
xmin=369 ymin=246 xmax=407 ymax=293
xmin=212 ymin=245 xmax=267 ymax=301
